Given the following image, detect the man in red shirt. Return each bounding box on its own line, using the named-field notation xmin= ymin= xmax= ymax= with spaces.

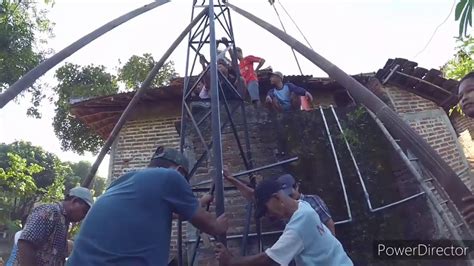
xmin=235 ymin=47 xmax=265 ymax=105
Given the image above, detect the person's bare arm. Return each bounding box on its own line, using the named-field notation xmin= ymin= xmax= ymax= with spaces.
xmin=255 ymin=58 xmax=265 ymax=71
xmin=18 ymin=240 xmax=37 ymax=266
xmin=189 ymin=209 xmax=228 ymax=236
xmin=215 ymin=243 xmax=277 ymax=266
xmin=223 ymin=170 xmax=254 ymax=201
xmin=325 ymin=219 xmax=336 ymax=236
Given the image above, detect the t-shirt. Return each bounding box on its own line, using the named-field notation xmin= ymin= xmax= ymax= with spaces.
xmin=267 ymin=83 xmax=308 ymax=111
xmin=274 ymin=84 xmax=292 ymax=110
xmin=239 ymin=55 xmax=261 ymax=84
xmin=265 ymin=201 xmax=353 ymax=266
xmin=67 ymin=168 xmax=199 ymax=266
xmin=16 ymin=203 xmax=69 ymax=266
xmin=6 ymin=231 xmax=22 ymax=266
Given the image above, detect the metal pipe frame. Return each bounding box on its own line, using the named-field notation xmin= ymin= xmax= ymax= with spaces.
xmin=319 ymin=107 xmax=353 ymax=222
xmin=329 ymin=105 xmax=426 ymax=213
xmin=82 ymin=7 xmax=209 ymax=188
xmin=367 ymin=109 xmax=473 ymax=249
xmin=178 ymin=1 xmax=258 ymax=264
xmin=191 ymin=157 xmax=299 ymax=187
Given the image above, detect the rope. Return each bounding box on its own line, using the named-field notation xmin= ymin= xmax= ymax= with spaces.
xmin=277 ymin=0 xmax=314 ymax=50
xmin=413 ymin=0 xmax=456 ymax=59
xmin=269 ymin=1 xmax=304 ymax=75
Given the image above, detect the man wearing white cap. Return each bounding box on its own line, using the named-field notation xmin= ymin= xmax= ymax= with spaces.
xmin=16 ymin=187 xmax=93 ymax=266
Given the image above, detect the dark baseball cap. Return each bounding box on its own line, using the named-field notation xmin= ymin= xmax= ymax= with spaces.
xmin=150 ymin=146 xmax=190 ymax=175
xmin=255 ymin=179 xmax=284 ymax=218
xmin=277 ymin=174 xmax=296 ymax=196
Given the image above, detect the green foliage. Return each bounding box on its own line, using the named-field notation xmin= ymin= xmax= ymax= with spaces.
xmin=442 ymin=37 xmax=473 ymax=116
xmin=0 ymin=0 xmax=54 ymax=117
xmin=52 ymin=63 xmax=118 ymax=154
xmin=52 ymin=53 xmax=177 ymax=154
xmin=64 ymin=160 xmax=106 ymax=197
xmin=118 ymin=53 xmax=177 ymax=90
xmin=0 ymin=141 xmax=71 ymax=227
xmin=0 ymin=153 xmax=43 ymax=197
xmin=443 ymin=37 xmax=474 ymax=80
xmin=455 ymin=0 xmax=473 ymax=38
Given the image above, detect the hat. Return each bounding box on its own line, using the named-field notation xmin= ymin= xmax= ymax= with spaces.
xmin=69 ymin=187 xmax=94 ymax=207
xmin=276 ymin=174 xmax=296 ymax=196
xmin=271 ymin=71 xmax=284 ymax=80
xmin=255 ymin=179 xmax=283 ymax=218
xmin=151 ymin=146 xmax=190 ymax=174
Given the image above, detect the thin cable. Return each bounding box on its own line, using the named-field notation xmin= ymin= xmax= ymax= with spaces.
xmin=277 ymin=0 xmax=314 ymax=50
xmin=270 ymin=2 xmax=303 ymax=75
xmin=413 ymin=0 xmax=456 ymax=59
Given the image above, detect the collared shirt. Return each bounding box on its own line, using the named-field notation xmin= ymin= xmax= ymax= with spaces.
xmin=15 ymin=203 xmax=69 ymax=266
xmin=300 ymin=193 xmax=332 ymax=224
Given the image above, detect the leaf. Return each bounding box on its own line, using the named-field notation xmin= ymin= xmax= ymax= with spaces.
xmin=455 ymin=0 xmax=468 ymax=20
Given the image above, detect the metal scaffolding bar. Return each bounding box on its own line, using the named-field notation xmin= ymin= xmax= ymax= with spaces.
xmin=192 ymin=157 xmax=299 ymax=187
xmin=329 ymin=105 xmax=426 ymax=213
xmin=319 ymin=107 xmax=353 ymax=223
xmin=82 ymin=7 xmax=209 ymax=188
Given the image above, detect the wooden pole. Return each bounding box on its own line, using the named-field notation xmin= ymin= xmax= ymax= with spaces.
xmin=81 ymin=7 xmax=209 ymax=188
xmin=227 ymin=3 xmax=472 ymax=218
xmin=0 ymin=0 xmax=169 ymax=108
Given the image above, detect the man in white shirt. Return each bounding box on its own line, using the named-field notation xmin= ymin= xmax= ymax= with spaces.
xmin=215 ymin=179 xmax=353 ymax=266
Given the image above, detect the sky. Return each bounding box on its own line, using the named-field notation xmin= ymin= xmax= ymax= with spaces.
xmin=0 ymin=0 xmax=463 ymax=179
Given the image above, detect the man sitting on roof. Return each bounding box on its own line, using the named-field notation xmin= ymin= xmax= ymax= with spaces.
xmin=67 ymin=147 xmax=228 ymax=266
xmin=456 ymin=71 xmax=474 ymax=226
xmin=215 ymin=179 xmax=353 ymax=266
xmin=224 ymin=171 xmax=336 ymax=235
xmin=265 ymin=71 xmax=313 ymax=112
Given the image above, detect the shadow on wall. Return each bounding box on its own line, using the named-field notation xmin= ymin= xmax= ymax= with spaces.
xmin=266 ymin=106 xmax=458 ymax=266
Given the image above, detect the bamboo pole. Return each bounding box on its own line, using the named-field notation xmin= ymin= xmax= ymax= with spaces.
xmin=81 ymin=7 xmax=209 ymax=188
xmin=0 ymin=0 xmax=169 ymax=108
xmin=227 ymin=3 xmax=472 ymax=218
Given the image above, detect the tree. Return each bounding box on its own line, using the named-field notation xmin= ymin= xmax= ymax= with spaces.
xmin=118 ymin=53 xmax=177 ymax=89
xmin=52 ymin=63 xmax=118 ymax=154
xmin=64 ymin=160 xmax=106 ymax=197
xmin=0 ymin=141 xmax=70 ymax=229
xmin=455 ymin=0 xmax=473 ymax=38
xmin=0 ymin=0 xmax=54 ymax=118
xmin=443 ymin=37 xmax=473 ymax=116
xmin=53 ymin=53 xmax=177 ymax=154
xmin=442 ymin=37 xmax=474 ymax=80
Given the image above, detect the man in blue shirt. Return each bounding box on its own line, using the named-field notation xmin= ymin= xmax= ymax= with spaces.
xmin=67 ymin=147 xmax=228 ymax=266
xmin=215 ymin=179 xmax=353 ymax=265
xmin=265 ymin=71 xmax=313 ymax=112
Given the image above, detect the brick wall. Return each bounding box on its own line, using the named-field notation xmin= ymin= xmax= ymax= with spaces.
xmin=384 ymin=86 xmax=473 ymax=190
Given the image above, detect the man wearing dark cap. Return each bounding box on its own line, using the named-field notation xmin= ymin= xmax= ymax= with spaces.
xmin=215 ymin=179 xmax=352 ymax=265
xmin=224 ymin=172 xmax=335 ymax=235
xmin=67 ymin=147 xmax=228 ymax=266
xmin=265 ymin=71 xmax=313 ymax=112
